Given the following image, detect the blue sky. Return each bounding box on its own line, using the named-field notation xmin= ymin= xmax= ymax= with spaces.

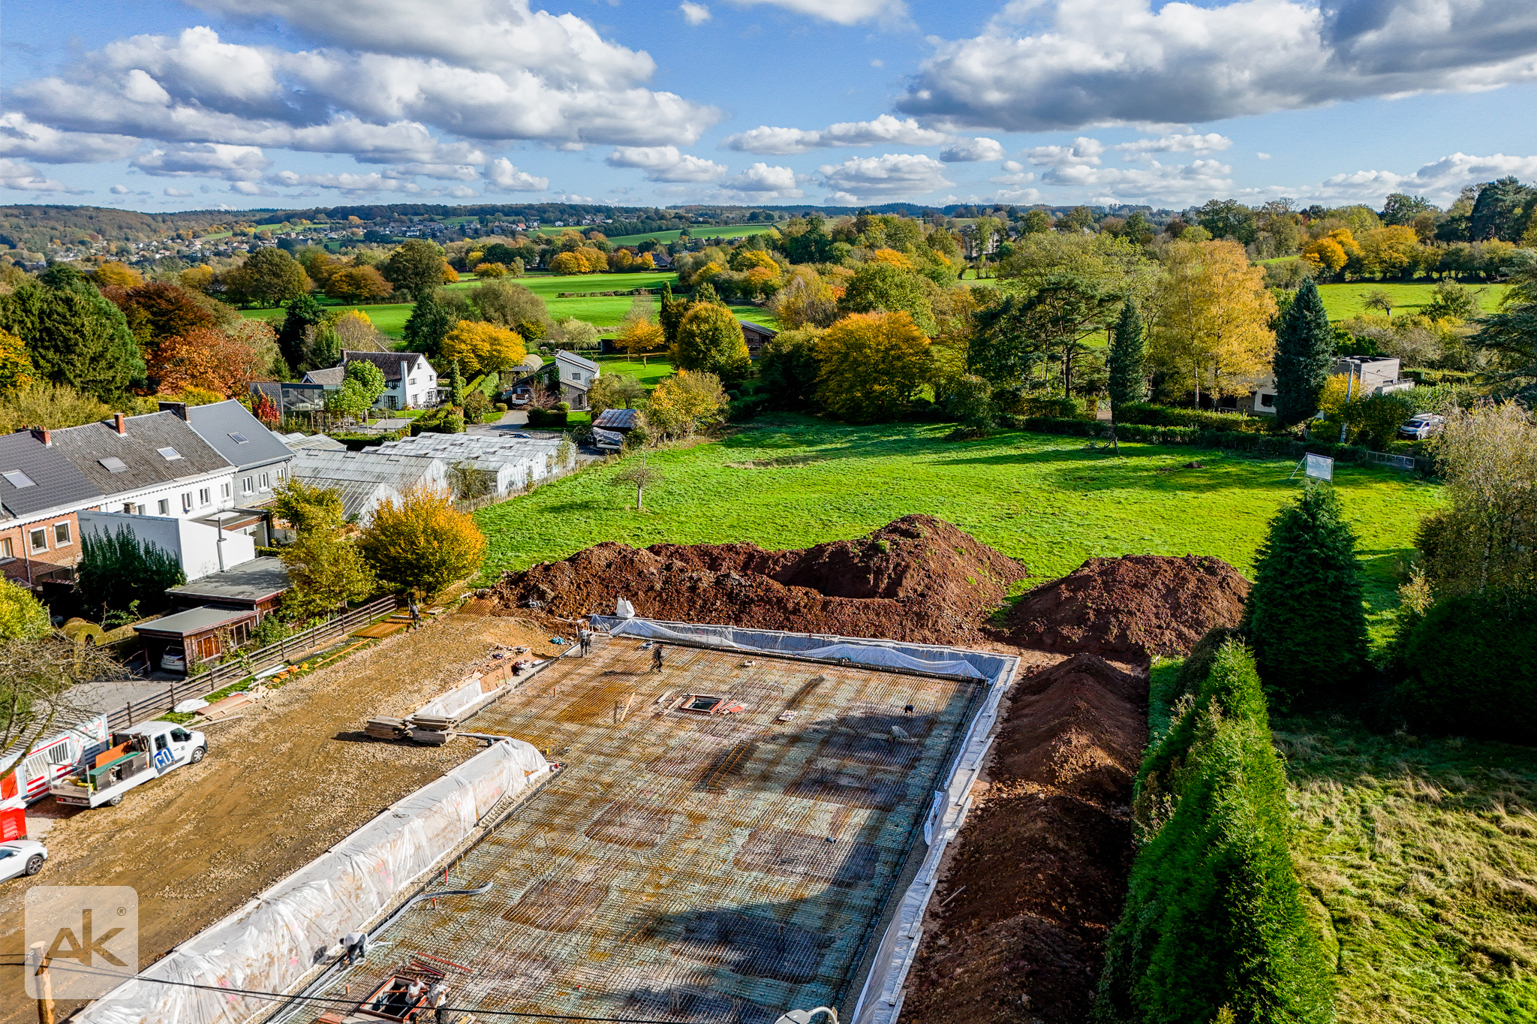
xmin=2 ymin=0 xmax=1536 ymax=213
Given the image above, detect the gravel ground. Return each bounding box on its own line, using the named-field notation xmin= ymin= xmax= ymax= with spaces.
xmin=0 ymin=612 xmax=559 ymax=1024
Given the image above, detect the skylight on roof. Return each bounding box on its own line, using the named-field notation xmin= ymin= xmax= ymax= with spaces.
xmin=99 ymin=457 xmax=128 ymax=473
xmin=228 ymin=432 xmax=249 ymax=444
xmin=1 ymin=470 xmax=35 ymax=489
xmin=158 ymin=447 xmax=183 ymax=461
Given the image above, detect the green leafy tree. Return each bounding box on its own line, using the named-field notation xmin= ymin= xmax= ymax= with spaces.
xmin=325 ymin=377 xmax=372 ymax=419
xmin=382 ymin=239 xmax=448 ymax=300
xmin=277 ymin=293 xmax=325 ymax=371
xmin=1195 ymin=199 xmax=1258 ymax=244
xmin=273 ymin=478 xmax=346 ymax=535
xmin=1107 ymin=300 xmax=1148 ymax=415
xmin=228 ymin=247 xmax=311 ymax=306
xmin=1242 ymin=485 xmax=1368 ymax=706
xmin=1097 ymin=638 xmax=1334 ymax=1024
xmin=471 ymin=279 xmax=550 ymax=339
xmin=358 ymin=487 xmax=486 ymax=598
xmin=1020 ymin=209 xmax=1053 ymax=235
xmin=587 ymin=373 xmax=647 ymax=418
xmin=403 ymin=294 xmax=455 ymax=358
xmin=0 ymin=382 xmax=111 ymax=435
xmin=1271 ymin=279 xmax=1335 ymax=426
xmin=671 ymin=303 xmax=751 ymax=386
xmin=944 ymin=373 xmax=995 ymax=434
xmin=0 ymin=281 xmax=145 ymax=400
xmin=274 ymin=479 xmax=375 ymax=619
xmin=76 ymin=526 xmax=187 ymax=617
xmin=448 ymin=359 xmax=466 ymax=406
xmin=838 ymin=263 xmax=936 ymax=334
xmin=345 ymin=360 xmax=388 ymax=405
xmin=756 ymin=327 xmax=825 ymax=410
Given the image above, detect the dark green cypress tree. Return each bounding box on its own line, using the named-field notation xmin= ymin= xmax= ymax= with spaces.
xmin=1097 ymin=639 xmax=1335 ymax=1024
xmin=1242 ymin=484 xmax=1367 ymax=706
xmin=658 ymin=283 xmax=687 ymax=347
xmin=278 ymin=293 xmax=324 ymax=371
xmin=1107 ymin=300 xmax=1148 ymax=416
xmin=1271 ymin=279 xmax=1334 ymax=427
xmin=403 ymin=294 xmax=454 ymax=358
xmin=448 ymin=359 xmax=466 ymax=407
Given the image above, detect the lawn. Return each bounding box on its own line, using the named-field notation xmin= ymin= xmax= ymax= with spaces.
xmin=592 ymin=357 xmax=674 ymax=388
xmin=1316 ymin=281 xmax=1509 ymax=322
xmin=474 ymin=416 xmax=1441 ymax=629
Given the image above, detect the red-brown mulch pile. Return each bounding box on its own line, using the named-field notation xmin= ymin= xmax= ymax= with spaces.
xmin=903 ymin=653 xmax=1149 ymax=1023
xmin=1003 ymin=554 xmax=1251 ymax=659
xmin=490 ymin=514 xmax=1029 ymax=645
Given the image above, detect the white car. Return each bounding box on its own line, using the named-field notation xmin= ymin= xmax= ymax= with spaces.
xmin=1399 ymin=413 xmax=1446 ymax=440
xmin=0 ymin=840 xmax=46 ymax=882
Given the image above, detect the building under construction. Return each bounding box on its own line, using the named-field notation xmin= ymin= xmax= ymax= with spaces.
xmin=75 ymin=618 xmax=1017 ymax=1024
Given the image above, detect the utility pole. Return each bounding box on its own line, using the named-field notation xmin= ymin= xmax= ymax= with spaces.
xmin=29 ymin=941 xmax=55 ymax=1024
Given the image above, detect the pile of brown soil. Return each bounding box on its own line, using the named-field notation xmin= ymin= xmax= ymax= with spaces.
xmin=903 ymin=653 xmax=1149 ymax=1023
xmin=490 ymin=515 xmax=1028 ymax=645
xmin=1004 ymin=554 xmax=1250 ymax=659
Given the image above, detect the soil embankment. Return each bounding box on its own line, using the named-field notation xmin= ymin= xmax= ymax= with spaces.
xmin=492 ymin=514 xmax=1029 ymax=644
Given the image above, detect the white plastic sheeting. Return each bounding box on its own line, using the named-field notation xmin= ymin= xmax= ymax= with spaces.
xmin=850 ymin=647 xmax=1018 ymax=1024
xmin=597 ymin=617 xmax=990 ymax=680
xmin=75 ymin=739 xmax=549 ymax=1024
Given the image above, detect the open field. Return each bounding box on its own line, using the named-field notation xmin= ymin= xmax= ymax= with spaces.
xmin=1316 ymin=281 xmax=1510 ymax=321
xmin=239 ymin=271 xmax=777 ymax=337
xmin=593 ymin=356 xmax=675 ymax=387
xmin=476 ymin=417 xmax=1441 ymax=635
xmin=0 ymin=613 xmax=557 ymax=1024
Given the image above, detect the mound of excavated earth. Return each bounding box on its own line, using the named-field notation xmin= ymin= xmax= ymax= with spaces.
xmin=1004 ymin=554 xmax=1250 ymax=659
xmin=491 ymin=514 xmax=1028 ymax=644
xmin=904 ymin=653 xmax=1149 ymax=1023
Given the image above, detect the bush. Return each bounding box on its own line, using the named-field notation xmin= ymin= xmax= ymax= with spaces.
xmin=1242 ymin=485 xmax=1368 ymax=708
xmin=0 ymin=584 xmax=51 ymax=641
xmin=1397 ymin=591 xmax=1537 ymax=743
xmin=526 ymin=408 xmax=568 ymax=428
xmin=75 ymin=526 xmax=186 ymax=617
xmin=357 ymin=486 xmax=487 ymax=599
xmin=1097 ymin=639 xmax=1334 ymax=1024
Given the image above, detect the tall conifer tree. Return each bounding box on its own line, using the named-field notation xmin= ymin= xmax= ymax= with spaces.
xmin=1271 ymin=279 xmax=1334 ymax=426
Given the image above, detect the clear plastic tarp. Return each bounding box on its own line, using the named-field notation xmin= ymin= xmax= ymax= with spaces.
xmin=74 ymin=739 xmax=549 ymax=1024
xmin=591 ymin=616 xmax=1011 ymax=682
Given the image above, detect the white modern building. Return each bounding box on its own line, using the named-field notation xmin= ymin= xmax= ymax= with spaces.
xmin=304 ymin=351 xmax=441 ymax=410
xmin=554 ymin=350 xmax=600 ymax=410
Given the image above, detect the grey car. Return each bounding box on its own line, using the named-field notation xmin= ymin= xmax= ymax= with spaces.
xmin=1398 ymin=413 xmax=1445 ymax=440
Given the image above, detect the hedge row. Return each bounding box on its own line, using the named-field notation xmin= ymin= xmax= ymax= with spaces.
xmin=1016 ymin=415 xmax=1375 ymax=463
xmin=1116 ymin=402 xmax=1282 ymax=434
xmin=1096 ymin=637 xmax=1334 ymax=1024
xmin=1397 ymin=590 xmax=1537 ymax=745
xmin=526 ymin=408 xmax=569 ymax=427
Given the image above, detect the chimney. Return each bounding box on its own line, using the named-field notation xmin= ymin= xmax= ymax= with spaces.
xmin=30 ymin=426 xmax=51 ymax=446
xmin=114 ymin=412 xmax=126 ymax=436
xmin=158 ymin=400 xmax=189 ymax=421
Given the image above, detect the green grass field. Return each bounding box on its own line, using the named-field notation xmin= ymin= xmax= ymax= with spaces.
xmin=238 ymin=269 xmax=778 ymax=338
xmin=592 ymin=357 xmax=674 ymax=387
xmin=474 ymin=417 xmax=1439 ymax=620
xmin=1316 ymin=282 xmax=1509 ymax=322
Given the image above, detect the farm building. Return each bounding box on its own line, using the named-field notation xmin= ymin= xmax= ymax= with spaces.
xmin=554 ymin=350 xmax=600 ymax=409
xmin=286 ymin=448 xmax=450 ymax=526
xmin=370 ymin=433 xmax=573 ymax=497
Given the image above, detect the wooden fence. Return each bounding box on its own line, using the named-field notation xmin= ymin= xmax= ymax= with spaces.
xmin=105 ymin=595 xmax=399 ymax=731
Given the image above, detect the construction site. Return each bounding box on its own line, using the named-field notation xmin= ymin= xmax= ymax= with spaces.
xmin=4 ymin=515 xmax=1255 ymax=1024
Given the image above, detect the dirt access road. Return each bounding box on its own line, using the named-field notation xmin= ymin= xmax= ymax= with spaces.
xmin=0 ymin=610 xmax=556 ymax=1024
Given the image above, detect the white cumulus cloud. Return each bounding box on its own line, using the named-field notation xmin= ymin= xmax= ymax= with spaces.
xmin=720 ymin=0 xmax=905 ymax=25
xmin=722 ymin=115 xmax=948 ymax=154
xmin=1113 ymin=133 xmax=1233 ymax=159
xmin=606 ymin=146 xmax=727 ymax=182
xmin=939 ymin=137 xmax=1006 ymax=162
xmin=132 ymin=143 xmax=271 ymax=180
xmin=680 ymin=2 xmax=711 ymax=24
xmin=485 ymin=158 xmax=549 ymax=191
xmin=819 ymin=152 xmax=952 ymax=200
xmin=0 ymin=158 xmax=78 ymax=192
xmin=898 ymin=0 xmax=1537 ymax=132
xmin=0 ymin=113 xmax=140 ymax=163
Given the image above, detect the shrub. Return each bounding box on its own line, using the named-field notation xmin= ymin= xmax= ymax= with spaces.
xmin=1397 ymin=590 xmax=1537 ymax=743
xmin=1098 ymin=639 xmax=1334 ymax=1024
xmin=1242 ymin=485 xmax=1368 ymax=708
xmin=1116 ymin=402 xmax=1277 ymax=433
xmin=75 ymin=526 xmax=186 ymax=617
xmin=358 ymin=486 xmax=486 ymax=598
xmin=0 ymin=584 xmax=51 ymax=641
xmin=526 ymin=408 xmax=568 ymax=428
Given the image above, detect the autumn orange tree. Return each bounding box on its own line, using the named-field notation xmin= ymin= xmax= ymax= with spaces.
xmin=1148 ymin=239 xmax=1276 ymax=407
xmin=816 ymin=311 xmax=931 ymax=423
xmin=149 ymin=326 xmax=272 ymax=397
xmin=357 ymin=486 xmax=487 ymax=598
xmin=325 ymin=265 xmax=394 ymax=304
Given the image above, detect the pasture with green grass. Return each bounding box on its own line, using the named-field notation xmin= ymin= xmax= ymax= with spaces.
xmin=239 ymin=270 xmax=777 ymax=337
xmin=591 ymin=357 xmax=674 ymax=388
xmin=475 ymin=417 xmax=1440 ymax=628
xmin=1316 ymin=281 xmax=1509 ymax=321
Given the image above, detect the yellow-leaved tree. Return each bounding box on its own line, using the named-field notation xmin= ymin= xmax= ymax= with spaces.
xmin=441 ymin=320 xmax=526 ymax=376
xmin=816 ymin=310 xmax=931 ymax=423
xmin=644 ymin=369 xmax=728 ymax=441
xmin=549 ymin=252 xmax=585 ymax=275
xmin=0 ymin=329 xmax=38 ymax=396
xmin=357 ymin=486 xmax=486 ymax=599
xmin=92 ymin=261 xmax=144 ymax=288
xmin=1148 ymin=239 xmax=1277 ymax=407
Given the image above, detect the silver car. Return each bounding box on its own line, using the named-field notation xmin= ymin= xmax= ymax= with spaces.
xmin=1398 ymin=413 xmax=1445 ymax=440
xmin=0 ymin=840 xmax=47 ymax=882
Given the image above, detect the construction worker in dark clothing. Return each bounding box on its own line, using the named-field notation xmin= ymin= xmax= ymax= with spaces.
xmin=651 ymin=643 xmax=665 ymax=673
xmin=578 ymin=626 xmax=592 ymax=657
xmin=409 ymin=595 xmax=422 ymax=630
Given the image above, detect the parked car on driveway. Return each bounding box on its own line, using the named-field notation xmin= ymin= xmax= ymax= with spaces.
xmin=0 ymin=839 xmax=46 ymax=882
xmin=1399 ymin=413 xmax=1446 ymax=440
